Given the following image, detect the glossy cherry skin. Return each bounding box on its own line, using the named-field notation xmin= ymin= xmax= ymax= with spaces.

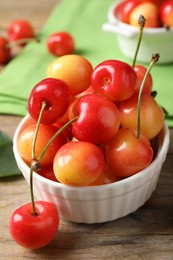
xmin=17 ymin=123 xmax=67 ymax=165
xmin=118 ymin=0 xmax=140 ymax=24
xmin=72 ymin=94 xmax=121 ymax=144
xmin=134 ymin=65 xmax=153 ymax=94
xmin=91 ymin=59 xmax=137 ymax=101
xmin=8 ymin=19 xmax=35 ymax=42
xmin=9 ymin=201 xmax=59 ymax=249
xmin=47 ymin=54 xmax=93 ymax=95
xmin=53 ymin=141 xmax=105 ymax=186
xmin=119 ymin=94 xmax=165 ymax=140
xmin=28 ymin=78 xmax=72 ymax=124
xmin=0 ymin=36 xmax=11 ymax=64
xmin=160 ymin=0 xmax=173 ymax=28
xmin=106 ymin=127 xmax=153 ymax=178
xmin=129 ymin=2 xmax=160 ymax=27
xmin=47 ymin=32 xmax=75 ymax=56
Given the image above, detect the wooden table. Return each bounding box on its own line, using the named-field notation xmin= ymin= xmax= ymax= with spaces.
xmin=0 ymin=1 xmax=173 ymax=259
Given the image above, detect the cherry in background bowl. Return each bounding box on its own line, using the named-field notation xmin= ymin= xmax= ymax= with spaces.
xmin=102 ymin=0 xmax=173 ymax=64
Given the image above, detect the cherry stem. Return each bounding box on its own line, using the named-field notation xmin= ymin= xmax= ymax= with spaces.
xmin=5 ymin=37 xmax=39 ymax=49
xmin=31 ymin=101 xmax=47 ymax=159
xmin=37 ymin=116 xmax=78 ymax=162
xmin=29 ymin=166 xmax=38 ymax=216
xmin=132 ymin=15 xmax=146 ymax=68
xmin=30 ymin=101 xmax=47 ymax=216
xmin=137 ymin=53 xmax=160 ymax=139
xmin=29 ymin=101 xmax=78 ymax=215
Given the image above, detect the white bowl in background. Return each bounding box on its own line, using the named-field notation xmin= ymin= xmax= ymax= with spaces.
xmin=13 ymin=114 xmax=170 ymax=223
xmin=102 ymin=0 xmax=173 ymax=64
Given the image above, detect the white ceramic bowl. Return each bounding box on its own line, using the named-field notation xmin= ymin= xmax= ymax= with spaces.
xmin=102 ymin=0 xmax=173 ymax=64
xmin=13 ymin=114 xmax=170 ymax=223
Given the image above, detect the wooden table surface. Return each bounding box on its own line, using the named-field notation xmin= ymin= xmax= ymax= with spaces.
xmin=0 ymin=1 xmax=173 ymax=259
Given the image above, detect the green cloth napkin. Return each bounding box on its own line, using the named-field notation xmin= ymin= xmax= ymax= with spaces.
xmin=0 ymin=0 xmax=173 ymax=126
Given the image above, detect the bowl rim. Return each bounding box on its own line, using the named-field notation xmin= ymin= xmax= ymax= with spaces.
xmin=108 ymin=0 xmax=173 ymax=35
xmin=13 ymin=114 xmax=170 ymax=193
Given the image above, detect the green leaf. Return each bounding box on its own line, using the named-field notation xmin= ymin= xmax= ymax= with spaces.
xmin=0 ymin=131 xmax=11 ymax=145
xmin=0 ymin=131 xmax=21 ymax=178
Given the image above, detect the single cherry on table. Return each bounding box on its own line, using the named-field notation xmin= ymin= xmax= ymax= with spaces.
xmin=0 ymin=36 xmax=12 ymax=64
xmin=10 ymin=201 xmax=59 ymax=249
xmin=8 ymin=19 xmax=35 ymax=44
xmin=47 ymin=31 xmax=75 ymax=57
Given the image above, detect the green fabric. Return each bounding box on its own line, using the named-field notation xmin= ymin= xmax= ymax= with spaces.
xmin=0 ymin=0 xmax=173 ymax=126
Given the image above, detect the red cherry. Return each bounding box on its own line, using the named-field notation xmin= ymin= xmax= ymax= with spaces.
xmin=118 ymin=0 xmax=140 ymax=24
xmin=8 ymin=19 xmax=35 ymax=44
xmin=0 ymin=36 xmax=11 ymax=64
xmin=72 ymin=93 xmax=121 ymax=144
xmin=9 ymin=201 xmax=59 ymax=249
xmin=28 ymin=78 xmax=72 ymax=125
xmin=47 ymin=32 xmax=75 ymax=56
xmin=91 ymin=59 xmax=137 ymax=101
xmin=160 ymin=0 xmax=173 ymax=28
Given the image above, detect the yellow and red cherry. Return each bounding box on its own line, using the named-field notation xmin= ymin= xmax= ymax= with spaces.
xmin=9 ymin=201 xmax=59 ymax=249
xmin=17 ymin=123 xmax=67 ymax=166
xmin=53 ymin=141 xmax=105 ymax=186
xmin=8 ymin=19 xmax=35 ymax=44
xmin=0 ymin=36 xmax=12 ymax=64
xmin=90 ymin=59 xmax=137 ymax=102
xmin=106 ymin=127 xmax=153 ymax=178
xmin=47 ymin=31 xmax=75 ymax=57
xmin=28 ymin=78 xmax=72 ymax=125
xmin=129 ymin=2 xmax=160 ymax=27
xmin=119 ymin=93 xmax=165 ymax=140
xmin=160 ymin=0 xmax=173 ymax=28
xmin=47 ymin=54 xmax=93 ymax=95
xmin=72 ymin=93 xmax=121 ymax=144
xmin=134 ymin=65 xmax=153 ymax=94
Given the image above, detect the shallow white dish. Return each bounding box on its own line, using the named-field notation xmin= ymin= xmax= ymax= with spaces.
xmin=13 ymin=114 xmax=170 ymax=223
xmin=102 ymin=0 xmax=173 ymax=64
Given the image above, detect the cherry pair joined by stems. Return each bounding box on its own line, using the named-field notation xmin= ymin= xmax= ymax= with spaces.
xmin=9 ymin=78 xmax=74 ymax=249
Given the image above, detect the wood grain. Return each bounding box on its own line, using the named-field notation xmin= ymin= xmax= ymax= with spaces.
xmin=0 ymin=0 xmax=173 ymax=259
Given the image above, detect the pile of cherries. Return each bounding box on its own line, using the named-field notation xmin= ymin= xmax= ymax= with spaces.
xmin=116 ymin=0 xmax=173 ymax=28
xmin=0 ymin=19 xmax=74 ymax=65
xmin=10 ymin=52 xmax=165 ymax=249
xmin=9 ymin=11 xmax=165 ymax=250
xmin=17 ymin=53 xmax=164 ymax=185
